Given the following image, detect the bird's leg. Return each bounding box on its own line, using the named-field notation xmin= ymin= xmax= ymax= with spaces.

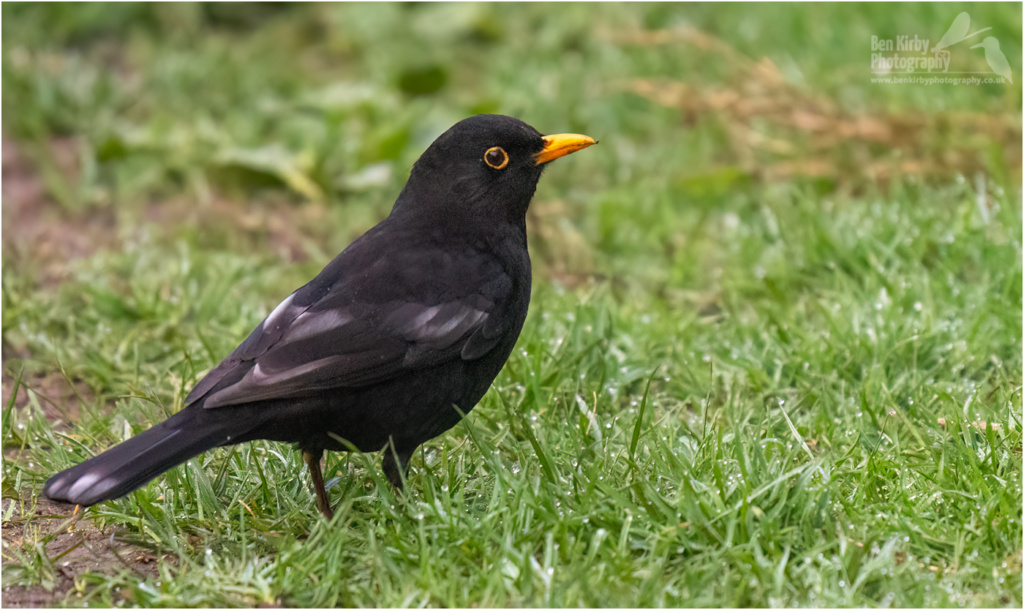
xmin=302 ymin=449 xmax=334 ymax=519
xmin=381 ymin=441 xmax=414 ymax=491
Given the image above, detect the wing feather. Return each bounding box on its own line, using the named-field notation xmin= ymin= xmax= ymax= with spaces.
xmin=185 ymin=233 xmax=519 ymax=410
xmin=194 ymin=298 xmax=504 ymax=409
xmin=184 ymin=292 xmax=311 ymax=404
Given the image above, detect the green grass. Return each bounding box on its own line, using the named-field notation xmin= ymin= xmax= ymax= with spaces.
xmin=3 ymin=3 xmax=1021 ymax=607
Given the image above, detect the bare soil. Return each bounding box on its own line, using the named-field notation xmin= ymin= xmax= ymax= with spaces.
xmin=2 ymin=134 xmax=336 ymax=607
xmin=1 ymin=138 xmax=118 ymax=289
xmin=2 ymin=496 xmax=173 ymax=608
xmin=1 ymin=365 xmax=93 ymax=434
xmin=2 ymin=137 xmax=166 ymax=608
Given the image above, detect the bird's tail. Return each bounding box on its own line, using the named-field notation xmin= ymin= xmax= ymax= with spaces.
xmin=42 ymin=406 xmax=239 ymax=507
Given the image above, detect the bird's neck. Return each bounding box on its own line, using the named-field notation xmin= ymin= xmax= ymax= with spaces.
xmin=391 ymin=173 xmax=532 ymax=236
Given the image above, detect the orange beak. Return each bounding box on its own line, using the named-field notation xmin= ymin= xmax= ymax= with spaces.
xmin=534 ymin=133 xmax=598 ymax=165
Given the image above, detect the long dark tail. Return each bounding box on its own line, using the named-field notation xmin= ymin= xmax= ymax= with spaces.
xmin=43 ymin=405 xmax=242 ymax=506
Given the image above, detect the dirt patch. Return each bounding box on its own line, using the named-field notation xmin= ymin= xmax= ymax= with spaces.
xmin=0 ymin=367 xmax=164 ymax=608
xmin=1 ymin=496 xmax=172 ymax=608
xmin=3 ymin=135 xmax=331 ymax=277
xmin=1 ymin=138 xmax=118 ymax=288
xmin=2 ymin=137 xmax=326 ymax=606
xmin=143 ymin=193 xmax=330 ymax=265
xmin=1 ymin=364 xmax=94 ymax=433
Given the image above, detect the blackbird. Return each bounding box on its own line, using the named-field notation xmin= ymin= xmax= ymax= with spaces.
xmin=42 ymin=114 xmax=596 ymax=518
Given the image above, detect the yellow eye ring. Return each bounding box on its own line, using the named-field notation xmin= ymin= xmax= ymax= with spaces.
xmin=484 ymin=146 xmax=509 ymax=170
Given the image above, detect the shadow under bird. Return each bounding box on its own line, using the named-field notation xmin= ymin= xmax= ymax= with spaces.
xmin=43 ymin=114 xmax=597 ymax=518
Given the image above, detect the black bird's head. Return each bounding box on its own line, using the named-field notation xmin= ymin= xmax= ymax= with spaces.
xmin=394 ymin=115 xmax=596 ymax=226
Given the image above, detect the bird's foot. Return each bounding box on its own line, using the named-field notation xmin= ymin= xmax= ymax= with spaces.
xmin=302 ymin=449 xmax=334 ymax=519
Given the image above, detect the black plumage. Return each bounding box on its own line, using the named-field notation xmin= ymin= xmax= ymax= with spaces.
xmin=42 ymin=115 xmax=596 ymax=518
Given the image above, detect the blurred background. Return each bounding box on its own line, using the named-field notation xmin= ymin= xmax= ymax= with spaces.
xmin=2 ymin=4 xmax=1021 ymax=607
xmin=3 ymin=3 xmax=1020 ymax=287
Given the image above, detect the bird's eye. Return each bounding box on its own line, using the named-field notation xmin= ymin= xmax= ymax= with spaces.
xmin=484 ymin=146 xmax=509 ymax=170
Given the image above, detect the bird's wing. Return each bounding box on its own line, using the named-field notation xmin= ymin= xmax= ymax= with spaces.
xmin=183 ymin=290 xmax=314 ymax=405
xmin=185 ymin=276 xmax=513 ymax=410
